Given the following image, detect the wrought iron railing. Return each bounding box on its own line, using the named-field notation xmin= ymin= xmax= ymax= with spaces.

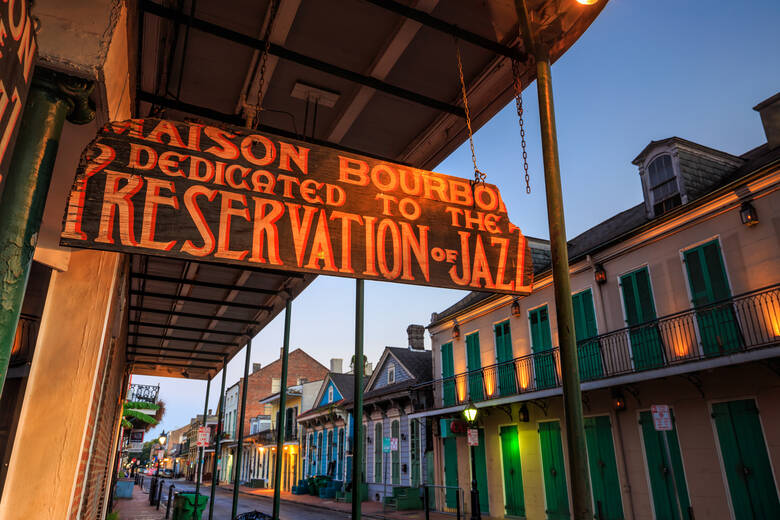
xmin=424 ymin=284 xmax=780 ymax=408
xmin=128 ymin=383 xmax=160 ymax=403
xmin=246 ymin=428 xmax=299 ymax=445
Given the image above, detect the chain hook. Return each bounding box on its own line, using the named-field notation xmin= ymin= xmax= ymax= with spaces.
xmin=251 ymin=0 xmax=280 ymax=129
xmin=456 ymin=41 xmax=487 ymax=192
xmin=512 ymin=59 xmax=531 ymax=194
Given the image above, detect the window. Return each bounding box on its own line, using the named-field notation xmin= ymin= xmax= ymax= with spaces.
xmin=374 ymin=422 xmax=383 ymax=482
xmin=647 ymin=154 xmax=681 ymax=215
xmin=466 ymin=332 xmax=484 ymax=401
xmin=328 ymin=386 xmax=334 ymax=403
xmin=619 ymin=267 xmax=664 ymax=369
xmin=388 ymin=364 xmax=396 ymax=384
xmin=529 ymin=306 xmax=555 ymax=389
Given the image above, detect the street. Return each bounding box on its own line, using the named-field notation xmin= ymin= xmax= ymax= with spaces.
xmin=145 ymin=479 xmax=352 ymax=520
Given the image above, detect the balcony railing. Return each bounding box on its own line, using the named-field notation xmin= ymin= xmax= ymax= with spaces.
xmin=426 ymin=284 xmax=780 ymax=408
xmin=128 ymin=383 xmax=160 ymax=403
xmin=247 ymin=428 xmax=299 ymax=445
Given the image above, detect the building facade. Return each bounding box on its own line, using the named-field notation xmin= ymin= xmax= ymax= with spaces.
xmin=358 ymin=335 xmax=433 ymax=506
xmin=418 ymin=95 xmax=780 ymax=519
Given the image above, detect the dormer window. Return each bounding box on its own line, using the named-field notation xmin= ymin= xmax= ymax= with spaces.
xmin=388 ymin=365 xmax=396 ymax=384
xmin=647 ymin=154 xmax=681 ymax=216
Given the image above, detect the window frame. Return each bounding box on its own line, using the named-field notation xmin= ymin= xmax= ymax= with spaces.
xmin=388 ymin=364 xmax=395 ymax=384
xmin=642 ymin=151 xmax=685 ymax=216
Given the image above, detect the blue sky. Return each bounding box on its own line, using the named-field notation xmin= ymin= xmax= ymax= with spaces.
xmin=138 ymin=0 xmax=780 ymax=439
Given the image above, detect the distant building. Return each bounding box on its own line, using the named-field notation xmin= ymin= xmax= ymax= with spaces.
xmin=217 ymin=349 xmax=329 ymax=484
xmin=417 ymin=93 xmax=780 ymax=519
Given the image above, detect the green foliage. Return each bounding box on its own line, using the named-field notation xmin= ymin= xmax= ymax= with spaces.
xmin=106 ymin=512 xmax=119 ymax=520
xmin=122 ymin=400 xmax=161 ymax=430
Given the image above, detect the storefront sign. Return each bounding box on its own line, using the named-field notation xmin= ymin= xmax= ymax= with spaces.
xmin=467 ymin=428 xmax=479 ymax=446
xmin=383 ymin=437 xmax=391 ymax=453
xmin=129 ymin=429 xmax=145 ymax=452
xmin=651 ymin=404 xmax=672 ymax=431
xmin=0 ymin=0 xmax=37 ymax=194
xmin=196 ymin=426 xmax=209 ymax=447
xmin=390 ymin=437 xmax=398 ymax=451
xmin=61 ymin=118 xmax=533 ymax=294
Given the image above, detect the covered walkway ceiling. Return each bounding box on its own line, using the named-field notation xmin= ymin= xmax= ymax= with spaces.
xmin=128 ymin=0 xmax=606 ymax=379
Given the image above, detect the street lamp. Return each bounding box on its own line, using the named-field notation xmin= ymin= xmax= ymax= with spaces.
xmin=462 ymin=400 xmax=481 ymax=520
xmin=158 ymin=431 xmax=167 ymax=445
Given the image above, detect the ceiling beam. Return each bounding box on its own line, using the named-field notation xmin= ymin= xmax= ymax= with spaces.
xmin=130 ymin=360 xmax=215 ymax=370
xmin=362 ymin=0 xmax=526 ymax=61
xmin=137 ymin=90 xmax=411 ymax=165
xmin=140 ymin=0 xmax=464 ymax=117
xmin=130 ymin=272 xmax=278 ymax=295
xmin=129 ymin=320 xmax=239 ymax=336
xmin=129 ymin=351 xmax=222 ymax=363
xmin=328 ymin=0 xmax=439 ymax=142
xmin=129 ymin=345 xmax=226 ymax=357
xmin=129 ymin=306 xmax=258 ymax=325
xmin=129 ymin=332 xmax=237 ymax=347
xmin=130 ymin=290 xmax=265 ymax=311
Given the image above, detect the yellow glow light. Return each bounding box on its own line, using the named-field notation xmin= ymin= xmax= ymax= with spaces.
xmin=518 ymin=364 xmax=530 ymax=389
xmin=576 ymin=0 xmax=598 ymax=5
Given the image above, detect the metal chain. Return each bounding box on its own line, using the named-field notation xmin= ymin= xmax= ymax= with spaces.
xmin=456 ymin=43 xmax=486 ymax=188
xmin=512 ymin=59 xmax=531 ymax=194
xmin=252 ymin=0 xmax=280 ymax=129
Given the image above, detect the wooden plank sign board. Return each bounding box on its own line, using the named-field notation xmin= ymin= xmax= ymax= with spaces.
xmin=0 ymin=0 xmax=36 ymax=194
xmin=61 ymin=118 xmax=533 ymax=294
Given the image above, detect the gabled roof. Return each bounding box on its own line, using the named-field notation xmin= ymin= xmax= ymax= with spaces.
xmin=632 ymin=136 xmax=742 ymax=165
xmin=364 ymin=346 xmax=432 ymax=391
xmin=297 ymin=372 xmax=369 ymax=420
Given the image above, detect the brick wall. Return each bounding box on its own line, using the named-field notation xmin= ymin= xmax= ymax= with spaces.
xmin=68 ymin=261 xmax=130 ymax=520
xmin=237 ymin=349 xmax=328 ymax=436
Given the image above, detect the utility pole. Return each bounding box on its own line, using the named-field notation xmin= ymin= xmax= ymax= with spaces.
xmin=514 ymin=1 xmax=593 ymax=518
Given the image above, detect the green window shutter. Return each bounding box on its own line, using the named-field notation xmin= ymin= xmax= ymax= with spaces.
xmin=702 ymin=241 xmax=731 ymax=300
xmin=441 ymin=342 xmax=456 ymax=406
xmin=584 ymin=416 xmax=624 ymax=520
xmin=620 ymin=267 xmax=658 ymax=325
xmin=713 ymin=400 xmax=780 ymax=519
xmin=572 ymin=289 xmax=598 ymax=341
xmin=539 ymin=421 xmax=570 ymax=519
xmin=684 ymin=240 xmax=732 ymax=306
xmin=494 ymin=320 xmax=517 ymax=396
xmin=530 ymin=306 xmax=552 ymax=352
xmin=410 ymin=420 xmax=420 ymax=487
xmin=466 ymin=332 xmax=484 ymax=401
xmin=374 ymin=422 xmax=383 ymax=482
xmin=500 ymin=425 xmax=525 ymax=517
xmin=444 ymin=437 xmax=459 ymax=508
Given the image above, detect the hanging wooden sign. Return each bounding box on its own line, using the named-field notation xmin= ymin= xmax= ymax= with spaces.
xmin=61 ymin=118 xmax=533 ymax=294
xmin=0 ymin=0 xmax=37 ymax=194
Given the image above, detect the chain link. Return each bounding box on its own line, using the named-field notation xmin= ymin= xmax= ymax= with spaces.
xmin=456 ymin=43 xmax=486 ymax=188
xmin=512 ymin=60 xmax=531 ymax=194
xmin=252 ymin=0 xmax=280 ymax=129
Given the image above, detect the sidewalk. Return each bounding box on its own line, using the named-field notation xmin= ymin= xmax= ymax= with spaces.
xmin=221 ymin=483 xmax=498 ymax=520
xmin=112 ymin=485 xmax=165 ymax=520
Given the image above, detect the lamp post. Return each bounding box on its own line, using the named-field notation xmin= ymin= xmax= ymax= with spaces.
xmin=463 ymin=401 xmax=480 ymax=520
xmin=157 ymin=431 xmax=167 ymax=477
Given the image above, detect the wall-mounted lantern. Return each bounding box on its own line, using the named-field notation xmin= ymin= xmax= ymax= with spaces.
xmin=519 ymin=404 xmax=530 ymax=423
xmin=452 ymin=320 xmax=461 ymax=340
xmin=740 ymin=201 xmax=759 ymax=227
xmin=510 ymin=299 xmax=522 ymax=317
xmin=594 ymin=264 xmax=607 ymax=284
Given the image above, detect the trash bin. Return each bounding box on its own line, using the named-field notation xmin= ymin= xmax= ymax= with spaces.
xmin=172 ymin=493 xmax=208 ymax=520
xmin=115 ymin=479 xmax=133 ymax=499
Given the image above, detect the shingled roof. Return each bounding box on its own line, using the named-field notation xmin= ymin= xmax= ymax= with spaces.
xmin=430 ymin=136 xmax=780 ymax=326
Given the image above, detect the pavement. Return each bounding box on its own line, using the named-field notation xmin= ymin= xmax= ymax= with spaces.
xmin=112 ymin=477 xmax=468 ymax=520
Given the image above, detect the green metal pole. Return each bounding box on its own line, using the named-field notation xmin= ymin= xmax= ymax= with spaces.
xmin=272 ymin=299 xmax=292 ymax=519
xmin=232 ymin=339 xmax=252 ymax=518
xmin=515 ymin=2 xmax=592 ymax=518
xmin=0 ymin=69 xmax=94 ymax=398
xmin=193 ymin=378 xmax=211 ymax=520
xmin=351 ymin=279 xmax=365 ymax=520
xmin=208 ymin=360 xmax=227 ymax=520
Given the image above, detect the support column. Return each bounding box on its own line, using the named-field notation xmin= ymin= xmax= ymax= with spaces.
xmin=208 ymin=359 xmax=227 ymax=520
xmin=0 ymin=68 xmax=94 ymax=398
xmin=194 ymin=378 xmax=211 ymax=518
xmin=232 ymin=339 xmax=252 ymax=518
xmin=272 ymin=299 xmax=292 ymax=519
xmin=351 ymin=279 xmax=365 ymax=520
xmin=514 ymin=2 xmax=592 ymax=518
